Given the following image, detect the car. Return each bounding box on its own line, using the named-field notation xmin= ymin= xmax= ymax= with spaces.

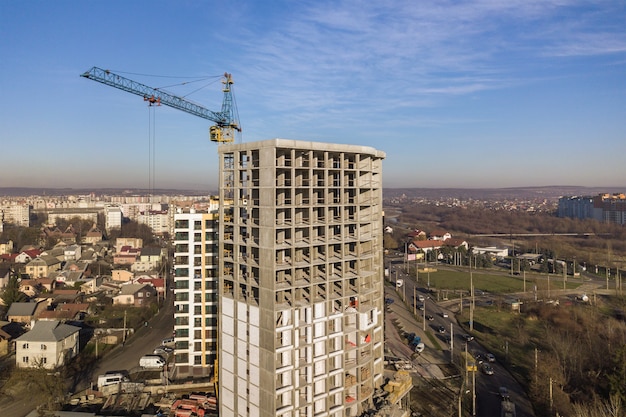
xmin=474 ymin=353 xmax=485 ymax=364
xmin=418 ymin=295 xmax=425 ymax=302
xmin=153 ymin=346 xmax=173 ymax=355
xmin=437 ymin=325 xmax=445 ymax=334
xmin=441 ymin=312 xmax=449 ymax=318
xmin=405 ymin=332 xmax=416 ymax=341
xmin=486 ymin=353 xmax=496 ymax=363
xmin=464 ymin=335 xmax=474 ymax=342
xmin=426 ymin=315 xmax=434 ymax=321
xmin=499 ymin=386 xmax=510 ymax=400
xmin=417 ymin=304 xmax=425 ymax=311
xmin=481 ymin=363 xmax=494 ymax=375
xmin=385 ymin=298 xmax=394 ymax=305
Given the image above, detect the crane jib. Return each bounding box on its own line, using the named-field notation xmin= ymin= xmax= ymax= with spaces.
xmin=81 ymin=66 xmax=239 ymax=131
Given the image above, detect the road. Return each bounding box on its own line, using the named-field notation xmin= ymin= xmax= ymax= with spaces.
xmin=386 ymin=259 xmax=536 ymax=417
xmin=85 ymin=293 xmax=175 ymax=390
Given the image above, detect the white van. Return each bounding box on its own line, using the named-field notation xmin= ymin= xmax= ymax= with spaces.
xmin=161 ymin=337 xmax=175 ymax=347
xmin=139 ymin=354 xmax=166 ymax=368
xmin=97 ymin=372 xmax=128 ymax=389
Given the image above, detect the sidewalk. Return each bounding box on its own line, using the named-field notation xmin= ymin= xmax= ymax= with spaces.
xmin=385 ymin=297 xmax=446 ymax=379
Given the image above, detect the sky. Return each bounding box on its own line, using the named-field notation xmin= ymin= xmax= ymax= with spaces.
xmin=1 ymin=1 xmax=625 ymax=192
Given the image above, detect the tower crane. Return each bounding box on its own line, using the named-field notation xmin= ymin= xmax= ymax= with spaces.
xmin=81 ymin=66 xmax=241 ymax=143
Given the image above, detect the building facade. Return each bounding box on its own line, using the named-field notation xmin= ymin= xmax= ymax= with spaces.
xmin=172 ymin=205 xmax=219 ymax=378
xmin=217 ymin=139 xmax=386 ymax=416
xmin=558 ymin=193 xmax=626 ymax=225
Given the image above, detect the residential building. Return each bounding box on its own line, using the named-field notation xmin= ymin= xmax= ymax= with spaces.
xmin=217 ymin=139 xmax=386 ymax=416
xmin=138 ymin=210 xmax=170 ymax=235
xmin=105 ymin=204 xmax=123 ymax=231
xmin=0 ymin=203 xmax=30 ymax=227
xmin=172 ymin=206 xmax=219 ymax=379
xmin=15 ymin=320 xmax=80 ymax=369
xmin=112 ymin=283 xmax=157 ymax=307
xmin=0 ymin=239 xmax=14 ymax=255
xmin=24 ymin=255 xmax=62 ymax=278
xmin=558 ymin=193 xmax=626 ymax=225
xmin=7 ymin=302 xmax=47 ymax=325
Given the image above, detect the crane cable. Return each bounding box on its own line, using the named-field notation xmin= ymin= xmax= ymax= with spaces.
xmin=148 ymin=105 xmax=156 ymax=198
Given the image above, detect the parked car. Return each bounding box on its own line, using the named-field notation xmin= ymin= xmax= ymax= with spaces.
xmin=153 ymin=346 xmax=173 ymax=355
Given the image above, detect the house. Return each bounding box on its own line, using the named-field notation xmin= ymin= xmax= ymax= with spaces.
xmin=80 ymin=276 xmax=105 ymax=294
xmin=7 ymin=302 xmax=40 ymax=325
xmin=115 ymin=237 xmax=143 ymax=253
xmin=18 ymin=279 xmax=43 ymax=298
xmin=64 ymin=244 xmax=82 ymax=261
xmin=38 ymin=303 xmax=90 ymax=322
xmin=113 ymin=246 xmax=140 ymax=265
xmin=112 ymin=283 xmax=157 ymax=307
xmin=14 ymin=319 xmax=80 ymax=369
xmin=407 ymin=229 xmax=427 ymax=240
xmin=0 ymin=321 xmax=25 ymax=356
xmin=136 ymin=276 xmax=165 ymax=298
xmin=0 ymin=266 xmax=12 ymax=290
xmin=25 ymin=255 xmax=62 ymax=278
xmin=14 ymin=248 xmax=42 ymax=264
xmin=429 ymin=230 xmax=452 ymax=241
xmin=0 ymin=239 xmax=14 ymax=255
xmin=112 ymin=269 xmax=134 ymax=282
xmin=443 ymin=238 xmax=469 ymax=251
xmin=131 ymin=247 xmax=164 ymax=272
xmin=82 ymin=223 xmax=103 ymax=245
xmin=409 ymin=240 xmax=443 ymax=254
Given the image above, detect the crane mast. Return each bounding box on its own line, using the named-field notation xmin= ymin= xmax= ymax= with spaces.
xmin=81 ymin=66 xmax=240 ymax=143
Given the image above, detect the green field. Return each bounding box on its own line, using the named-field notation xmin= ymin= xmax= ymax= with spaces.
xmin=410 ymin=267 xmax=581 ymax=296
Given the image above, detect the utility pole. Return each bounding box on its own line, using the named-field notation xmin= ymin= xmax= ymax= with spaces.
xmin=472 ymin=367 xmax=476 ymax=416
xmin=450 ymin=323 xmax=454 ymax=364
xmin=123 ymin=310 xmax=127 ymax=343
xmin=469 ymin=271 xmax=474 ymax=332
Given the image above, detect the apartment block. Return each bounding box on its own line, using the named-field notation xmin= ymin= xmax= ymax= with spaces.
xmin=558 ymin=193 xmax=626 ymax=225
xmin=172 ymin=205 xmax=219 ymax=378
xmin=218 ymin=139 xmax=386 ymax=416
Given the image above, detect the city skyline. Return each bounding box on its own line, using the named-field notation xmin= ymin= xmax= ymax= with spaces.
xmin=1 ymin=1 xmax=625 ymax=191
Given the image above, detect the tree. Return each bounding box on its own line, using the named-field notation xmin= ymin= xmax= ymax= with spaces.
xmin=608 ymin=344 xmax=626 ymax=404
xmin=1 ymin=274 xmax=28 ymax=309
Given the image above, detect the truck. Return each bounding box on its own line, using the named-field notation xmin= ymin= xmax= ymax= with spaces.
xmin=139 ymin=354 xmax=166 ymax=368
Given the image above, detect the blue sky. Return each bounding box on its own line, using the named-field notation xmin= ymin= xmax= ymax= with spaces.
xmin=1 ymin=1 xmax=625 ymax=191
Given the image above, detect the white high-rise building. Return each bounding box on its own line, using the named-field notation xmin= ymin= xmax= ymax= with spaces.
xmin=218 ymin=139 xmax=386 ymax=416
xmin=172 ymin=205 xmax=219 ymax=378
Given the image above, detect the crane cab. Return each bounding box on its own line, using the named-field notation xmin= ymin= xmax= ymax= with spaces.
xmin=210 ymin=126 xmax=236 ymax=143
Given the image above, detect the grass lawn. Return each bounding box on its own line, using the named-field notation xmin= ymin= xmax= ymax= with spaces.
xmin=415 ymin=268 xmax=581 ymax=296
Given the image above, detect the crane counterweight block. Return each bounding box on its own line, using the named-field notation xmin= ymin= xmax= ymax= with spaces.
xmin=81 ymin=66 xmax=240 ymax=142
